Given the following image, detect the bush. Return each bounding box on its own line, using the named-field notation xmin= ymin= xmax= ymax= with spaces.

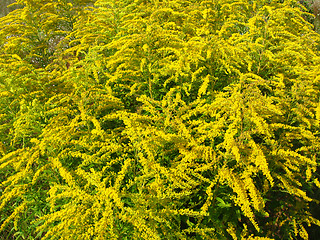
xmin=0 ymin=0 xmax=320 ymax=239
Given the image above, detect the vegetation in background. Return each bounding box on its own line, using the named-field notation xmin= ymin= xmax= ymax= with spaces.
xmin=0 ymin=0 xmax=320 ymax=239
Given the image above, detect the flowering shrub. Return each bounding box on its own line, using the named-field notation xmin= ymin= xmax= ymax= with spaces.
xmin=0 ymin=0 xmax=320 ymax=239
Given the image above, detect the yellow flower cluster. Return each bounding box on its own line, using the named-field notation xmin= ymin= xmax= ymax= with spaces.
xmin=0 ymin=0 xmax=320 ymax=239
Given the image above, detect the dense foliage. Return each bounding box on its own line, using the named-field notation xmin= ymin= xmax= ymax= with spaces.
xmin=1 ymin=0 xmax=320 ymax=239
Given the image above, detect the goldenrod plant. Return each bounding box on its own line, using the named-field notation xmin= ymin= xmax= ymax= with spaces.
xmin=0 ymin=0 xmax=320 ymax=239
